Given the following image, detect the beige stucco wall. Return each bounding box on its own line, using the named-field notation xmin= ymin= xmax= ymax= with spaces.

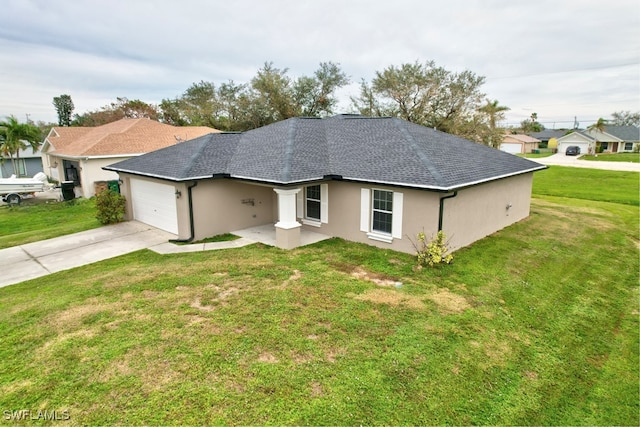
xmin=116 ymin=172 xmax=534 ymax=253
xmin=189 ymin=180 xmax=276 ymax=241
xmin=43 ymin=155 xmax=132 ymax=198
xmin=298 ymin=174 xmax=533 ymax=254
xmin=442 ymin=173 xmax=533 ymax=250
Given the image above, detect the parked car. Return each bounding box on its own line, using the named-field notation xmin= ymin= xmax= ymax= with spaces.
xmin=565 ymin=146 xmax=581 ymax=156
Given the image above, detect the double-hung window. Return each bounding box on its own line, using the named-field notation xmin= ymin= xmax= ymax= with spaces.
xmin=305 ymin=185 xmax=321 ymax=221
xmin=297 ymin=183 xmax=328 ymax=226
xmin=372 ymin=189 xmax=393 ymax=234
xmin=360 ymin=188 xmax=403 ymax=243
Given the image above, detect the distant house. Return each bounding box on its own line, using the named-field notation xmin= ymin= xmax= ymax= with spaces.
xmin=500 ymin=134 xmax=540 ymax=154
xmin=528 ymin=129 xmax=568 ymax=148
xmin=41 ymin=118 xmax=217 ymax=198
xmin=105 ymin=115 xmax=546 ymax=254
xmin=0 ymin=146 xmax=44 ymax=178
xmin=556 ymin=125 xmax=640 ymax=155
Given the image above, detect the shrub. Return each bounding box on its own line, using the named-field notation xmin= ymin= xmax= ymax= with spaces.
xmin=412 ymin=230 xmax=454 ymax=268
xmin=95 ymin=190 xmax=126 ymax=225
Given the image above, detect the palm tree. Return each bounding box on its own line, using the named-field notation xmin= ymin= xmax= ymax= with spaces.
xmin=478 ymin=99 xmax=510 ymax=148
xmin=587 ymin=117 xmax=608 ymax=154
xmin=0 ymin=116 xmax=43 ymax=176
xmin=587 ymin=117 xmax=607 ymax=133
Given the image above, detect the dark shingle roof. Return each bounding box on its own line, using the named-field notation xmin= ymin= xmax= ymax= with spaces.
xmin=603 ymin=125 xmax=640 ymax=141
xmin=105 ymin=115 xmax=545 ymax=191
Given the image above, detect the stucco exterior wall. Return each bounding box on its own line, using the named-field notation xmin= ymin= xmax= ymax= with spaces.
xmin=442 ymin=173 xmax=533 ymax=250
xmin=303 ymin=181 xmax=441 ymax=254
xmin=298 ymin=174 xmax=533 ymax=254
xmin=190 ymin=180 xmax=276 ymax=240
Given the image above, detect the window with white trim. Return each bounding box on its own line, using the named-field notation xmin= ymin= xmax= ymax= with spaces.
xmin=624 ymin=142 xmax=633 ymax=151
xmin=305 ymin=185 xmax=321 ymax=221
xmin=360 ymin=188 xmax=403 ymax=243
xmin=297 ymin=183 xmax=328 ymax=226
xmin=372 ymin=189 xmax=393 ymax=234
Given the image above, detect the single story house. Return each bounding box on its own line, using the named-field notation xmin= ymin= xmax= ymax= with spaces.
xmin=1 ymin=146 xmax=44 ymax=178
xmin=41 ymin=118 xmax=216 ymax=198
xmin=557 ymin=125 xmax=640 ymax=155
xmin=105 ymin=115 xmax=546 ymax=254
xmin=500 ymin=134 xmax=540 ymax=154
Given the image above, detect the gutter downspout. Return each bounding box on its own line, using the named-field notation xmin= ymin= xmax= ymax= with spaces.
xmin=169 ymin=181 xmax=198 ymax=244
xmin=438 ymin=191 xmax=458 ymax=231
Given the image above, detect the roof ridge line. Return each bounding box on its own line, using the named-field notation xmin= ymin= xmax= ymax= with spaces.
xmin=183 ymin=135 xmax=213 ymax=178
xmin=280 ymin=118 xmax=297 ymax=182
xmin=392 ymin=119 xmax=445 ymax=186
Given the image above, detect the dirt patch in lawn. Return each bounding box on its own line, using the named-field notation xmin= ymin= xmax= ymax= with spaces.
xmin=348 ymin=266 xmax=400 ymax=287
xmin=353 ymin=289 xmax=425 ymax=310
xmin=427 ymin=288 xmax=471 ymax=314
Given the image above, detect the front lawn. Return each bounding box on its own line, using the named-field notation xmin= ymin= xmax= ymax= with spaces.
xmin=532 ymin=166 xmax=639 ymax=205
xmin=0 ymin=198 xmax=101 ymax=249
xmin=0 ymin=169 xmax=638 ymax=425
xmin=581 ymin=152 xmax=640 ymax=163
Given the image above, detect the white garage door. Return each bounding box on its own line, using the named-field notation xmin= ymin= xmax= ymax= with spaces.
xmin=129 ymin=178 xmax=178 ymax=234
xmin=500 ymin=143 xmax=522 ymax=154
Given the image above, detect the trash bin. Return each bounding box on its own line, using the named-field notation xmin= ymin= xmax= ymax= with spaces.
xmin=107 ymin=180 xmax=120 ymax=193
xmin=61 ymin=181 xmax=75 ymax=201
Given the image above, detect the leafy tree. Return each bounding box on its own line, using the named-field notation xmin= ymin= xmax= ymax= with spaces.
xmin=610 ymin=111 xmax=640 ymax=127
xmin=52 ymin=94 xmax=74 ymax=126
xmin=73 ymin=97 xmax=159 ymax=126
xmin=351 ymin=60 xmax=486 ymax=136
xmin=159 ymin=62 xmax=349 ymax=131
xmin=520 ymin=112 xmax=544 ymax=133
xmin=0 ymin=115 xmax=43 ymax=176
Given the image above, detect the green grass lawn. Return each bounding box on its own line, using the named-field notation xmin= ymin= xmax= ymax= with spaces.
xmin=0 ymin=169 xmax=638 ymax=425
xmin=533 ymin=166 xmax=639 ymax=206
xmin=518 ymin=152 xmax=554 ymax=158
xmin=0 ymin=198 xmax=101 ymax=249
xmin=581 ymin=152 xmax=640 ymax=163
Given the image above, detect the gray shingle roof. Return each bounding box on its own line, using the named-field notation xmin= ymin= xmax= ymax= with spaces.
xmin=105 ymin=115 xmax=545 ymax=191
xmin=603 ymin=125 xmax=640 ymax=141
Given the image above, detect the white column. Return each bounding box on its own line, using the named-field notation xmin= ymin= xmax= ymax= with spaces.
xmin=274 ymin=188 xmax=302 ymax=250
xmin=274 ymin=188 xmax=302 ymax=229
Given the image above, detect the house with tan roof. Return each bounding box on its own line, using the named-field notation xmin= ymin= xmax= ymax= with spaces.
xmin=500 ymin=134 xmax=540 ymax=154
xmin=41 ymin=118 xmax=216 ymax=198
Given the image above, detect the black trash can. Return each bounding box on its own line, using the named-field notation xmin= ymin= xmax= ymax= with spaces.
xmin=61 ymin=181 xmax=75 ymax=201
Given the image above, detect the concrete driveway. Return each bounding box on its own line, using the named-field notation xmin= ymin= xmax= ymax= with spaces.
xmin=534 ymin=153 xmax=640 ymax=172
xmin=0 ymin=221 xmax=176 ymax=288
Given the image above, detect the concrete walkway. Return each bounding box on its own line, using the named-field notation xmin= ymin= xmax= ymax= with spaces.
xmin=534 ymin=153 xmax=640 ymax=172
xmin=0 ymin=222 xmax=331 ymax=288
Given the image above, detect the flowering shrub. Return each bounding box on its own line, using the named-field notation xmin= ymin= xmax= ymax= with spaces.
xmin=413 ymin=230 xmax=453 ymax=268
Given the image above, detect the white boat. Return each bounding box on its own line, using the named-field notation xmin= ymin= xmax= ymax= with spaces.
xmin=0 ymin=173 xmax=48 ymax=203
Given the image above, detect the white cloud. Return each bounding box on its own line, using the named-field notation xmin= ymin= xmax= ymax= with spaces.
xmin=0 ymin=0 xmax=638 ymax=127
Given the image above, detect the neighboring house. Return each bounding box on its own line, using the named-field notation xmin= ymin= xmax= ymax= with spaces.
xmin=105 ymin=115 xmax=546 ymax=254
xmin=556 ymin=125 xmax=640 ymax=155
xmin=500 ymin=134 xmax=540 ymax=154
xmin=41 ymin=118 xmax=216 ymax=198
xmin=1 ymin=146 xmax=44 ymax=178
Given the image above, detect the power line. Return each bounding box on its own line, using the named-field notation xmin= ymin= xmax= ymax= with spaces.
xmin=486 ymin=62 xmax=640 ymax=81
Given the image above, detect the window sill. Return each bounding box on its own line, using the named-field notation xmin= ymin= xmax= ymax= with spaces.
xmin=367 ymin=232 xmax=393 ymax=243
xmin=301 ymin=218 xmax=322 ymax=228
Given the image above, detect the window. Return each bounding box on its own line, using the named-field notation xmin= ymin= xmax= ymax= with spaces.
xmin=360 ymin=188 xmax=403 ymax=242
xmin=305 ymin=185 xmax=321 ymax=221
xmin=297 ymin=184 xmax=328 ymax=225
xmin=624 ymin=142 xmax=633 ymax=151
xmin=372 ymin=189 xmax=393 ymax=234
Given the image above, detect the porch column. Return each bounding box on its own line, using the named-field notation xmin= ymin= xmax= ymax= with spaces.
xmin=274 ymin=188 xmax=302 ymax=250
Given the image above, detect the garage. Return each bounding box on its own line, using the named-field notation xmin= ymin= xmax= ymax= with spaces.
xmin=500 ymin=143 xmax=523 ymax=154
xmin=559 ymin=142 xmax=589 ymax=155
xmin=129 ymin=178 xmax=178 ymax=234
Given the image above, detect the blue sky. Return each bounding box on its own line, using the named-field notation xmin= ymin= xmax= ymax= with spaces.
xmin=1 ymin=0 xmax=638 ymax=129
